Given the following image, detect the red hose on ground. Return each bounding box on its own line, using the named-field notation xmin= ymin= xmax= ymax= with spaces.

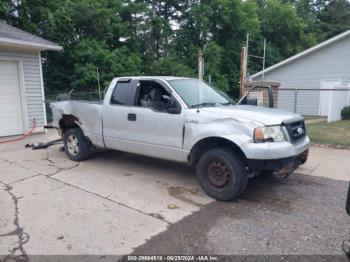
xmin=0 ymin=119 xmax=37 ymax=144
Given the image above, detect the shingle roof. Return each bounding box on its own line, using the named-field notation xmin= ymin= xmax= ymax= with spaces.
xmin=0 ymin=21 xmax=62 ymax=51
xmin=251 ymin=29 xmax=350 ymax=78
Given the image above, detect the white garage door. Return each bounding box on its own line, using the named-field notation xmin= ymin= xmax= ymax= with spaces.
xmin=0 ymin=61 xmax=24 ymax=137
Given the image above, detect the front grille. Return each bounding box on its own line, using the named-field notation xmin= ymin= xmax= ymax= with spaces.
xmin=284 ymin=120 xmax=306 ymax=144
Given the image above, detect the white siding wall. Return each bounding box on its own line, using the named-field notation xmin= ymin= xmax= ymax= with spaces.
xmin=0 ymin=49 xmax=45 ymax=129
xmin=253 ymin=35 xmax=350 ymax=115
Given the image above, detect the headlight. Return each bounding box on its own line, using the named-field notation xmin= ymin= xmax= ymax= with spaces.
xmin=254 ymin=126 xmax=286 ymax=143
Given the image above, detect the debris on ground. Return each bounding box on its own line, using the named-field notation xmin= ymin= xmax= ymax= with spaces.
xmin=167 ymin=204 xmax=179 ymax=209
xmin=25 ymin=139 xmax=63 ymax=150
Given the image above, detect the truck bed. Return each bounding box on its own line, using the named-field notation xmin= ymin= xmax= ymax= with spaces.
xmin=50 ymin=100 xmax=104 ymax=147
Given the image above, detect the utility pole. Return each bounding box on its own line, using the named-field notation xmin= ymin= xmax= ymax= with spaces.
xmin=239 ymin=34 xmax=250 ymax=98
xmin=262 ymin=38 xmax=266 ymax=80
xmin=246 ymin=33 xmax=249 ymax=69
xmin=239 ymin=47 xmax=248 ymax=98
xmin=198 ymin=51 xmax=204 ymax=80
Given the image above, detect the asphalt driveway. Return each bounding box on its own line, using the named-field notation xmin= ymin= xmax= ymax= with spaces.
xmin=0 ymin=130 xmax=349 ymax=257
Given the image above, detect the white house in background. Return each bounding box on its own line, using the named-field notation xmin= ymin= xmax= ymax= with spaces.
xmin=251 ymin=29 xmax=350 ymax=121
xmin=0 ymin=21 xmax=62 ymax=137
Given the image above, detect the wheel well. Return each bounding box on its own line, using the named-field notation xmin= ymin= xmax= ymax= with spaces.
xmin=188 ymin=137 xmax=247 ymax=165
xmin=59 ymin=114 xmax=80 ymax=134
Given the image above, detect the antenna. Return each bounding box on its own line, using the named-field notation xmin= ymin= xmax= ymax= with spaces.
xmin=247 ymin=37 xmax=267 ymax=80
xmin=262 ymin=38 xmax=266 ymax=80
xmin=96 ymin=67 xmax=102 ymax=100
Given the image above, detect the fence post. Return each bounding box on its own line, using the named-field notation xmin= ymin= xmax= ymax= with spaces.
xmin=293 ymin=88 xmax=298 ymax=113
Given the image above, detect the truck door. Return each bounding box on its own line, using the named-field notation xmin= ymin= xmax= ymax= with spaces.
xmin=102 ymin=78 xmax=138 ymax=149
xmin=103 ymin=78 xmax=186 ymax=162
xmin=124 ymin=79 xmax=186 ymax=161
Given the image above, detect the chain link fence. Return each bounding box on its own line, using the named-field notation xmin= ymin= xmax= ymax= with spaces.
xmin=277 ymin=87 xmax=350 ymax=121
xmin=44 ymin=86 xmax=350 ymax=123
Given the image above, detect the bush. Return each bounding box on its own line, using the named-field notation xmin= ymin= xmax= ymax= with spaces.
xmin=341 ymin=106 xmax=350 ymax=120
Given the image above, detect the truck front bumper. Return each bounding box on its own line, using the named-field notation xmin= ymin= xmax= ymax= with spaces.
xmin=241 ymin=136 xmax=310 ymax=160
xmin=247 ymin=148 xmax=309 ymax=174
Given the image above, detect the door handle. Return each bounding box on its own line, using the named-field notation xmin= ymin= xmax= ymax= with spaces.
xmin=128 ymin=113 xmax=136 ymax=121
xmin=186 ymin=119 xmax=198 ymax=124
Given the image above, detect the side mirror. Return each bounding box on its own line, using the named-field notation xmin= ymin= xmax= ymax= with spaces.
xmin=240 ymin=97 xmax=258 ymax=106
xmin=247 ymin=98 xmax=258 ymax=106
xmin=167 ymin=96 xmax=181 ymax=114
xmin=162 ymin=95 xmax=171 ymax=101
xmin=57 ymin=93 xmax=71 ymax=101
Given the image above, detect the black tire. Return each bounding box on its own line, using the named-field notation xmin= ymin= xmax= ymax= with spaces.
xmin=63 ymin=128 xmax=92 ymax=161
xmin=342 ymin=240 xmax=350 ymax=256
xmin=196 ymin=148 xmax=248 ymax=201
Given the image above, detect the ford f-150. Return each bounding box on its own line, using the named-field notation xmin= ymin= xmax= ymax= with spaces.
xmin=50 ymin=76 xmax=309 ymax=201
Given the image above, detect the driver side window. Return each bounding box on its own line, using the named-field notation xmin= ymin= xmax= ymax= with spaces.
xmin=136 ymin=80 xmax=180 ymax=114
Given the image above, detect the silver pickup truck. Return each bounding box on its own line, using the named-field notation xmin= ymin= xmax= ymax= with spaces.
xmin=50 ymin=76 xmax=310 ymax=201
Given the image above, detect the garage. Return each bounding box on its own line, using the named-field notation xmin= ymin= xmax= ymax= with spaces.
xmin=0 ymin=21 xmax=62 ymax=137
xmin=0 ymin=61 xmax=25 ymax=136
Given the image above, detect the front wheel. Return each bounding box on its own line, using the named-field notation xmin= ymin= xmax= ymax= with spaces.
xmin=63 ymin=128 xmax=92 ymax=161
xmin=196 ymin=148 xmax=248 ymax=201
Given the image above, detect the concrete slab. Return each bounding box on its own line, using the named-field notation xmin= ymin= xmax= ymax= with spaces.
xmin=297 ymin=147 xmax=350 ymax=181
xmin=46 ymin=145 xmax=79 ymax=170
xmin=0 ymin=236 xmax=18 ymax=255
xmin=47 ymin=145 xmax=68 ymax=160
xmin=0 ymin=184 xmax=16 ymax=235
xmin=15 ymin=160 xmax=59 ymax=176
xmin=327 ymin=148 xmax=350 ymax=160
xmin=0 ymin=149 xmax=48 ymax=162
xmin=19 ymin=186 xmax=168 ymax=255
xmin=53 ymin=151 xmax=213 ymax=224
xmin=297 ymin=147 xmax=328 ymax=175
xmin=11 ymin=176 xmax=66 ymax=198
xmin=0 ymin=161 xmax=38 ymax=184
xmin=312 ymin=157 xmax=350 ymax=181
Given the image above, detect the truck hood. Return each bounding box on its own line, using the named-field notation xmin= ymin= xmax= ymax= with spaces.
xmin=201 ymin=105 xmax=303 ymax=125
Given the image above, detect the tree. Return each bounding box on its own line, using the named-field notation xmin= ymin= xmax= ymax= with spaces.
xmin=1 ymin=0 xmax=348 ymax=98
xmin=253 ymin=0 xmax=316 ymax=71
xmin=175 ymin=0 xmax=260 ymax=91
xmin=0 ymin=0 xmax=12 ymax=22
xmin=69 ymin=39 xmax=141 ymax=91
xmin=317 ymin=0 xmax=350 ymax=39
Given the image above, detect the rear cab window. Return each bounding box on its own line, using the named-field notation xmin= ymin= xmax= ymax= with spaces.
xmin=110 ymin=79 xmax=137 ymax=106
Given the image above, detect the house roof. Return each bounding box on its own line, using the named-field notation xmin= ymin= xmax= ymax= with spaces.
xmin=251 ymin=29 xmax=350 ymax=78
xmin=0 ymin=21 xmax=62 ymax=51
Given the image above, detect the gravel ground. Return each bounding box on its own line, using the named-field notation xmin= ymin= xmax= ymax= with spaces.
xmin=132 ymin=173 xmax=350 ymax=256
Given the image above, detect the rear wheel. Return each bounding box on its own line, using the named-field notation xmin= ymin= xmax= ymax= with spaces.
xmin=63 ymin=128 xmax=92 ymax=161
xmin=196 ymin=148 xmax=248 ymax=201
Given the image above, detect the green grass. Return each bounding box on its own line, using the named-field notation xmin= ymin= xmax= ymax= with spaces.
xmin=306 ymin=120 xmax=350 ymax=145
xmin=303 ymin=115 xmax=326 ymax=121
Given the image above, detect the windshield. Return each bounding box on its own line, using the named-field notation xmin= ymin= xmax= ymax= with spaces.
xmin=168 ymin=79 xmax=234 ymax=108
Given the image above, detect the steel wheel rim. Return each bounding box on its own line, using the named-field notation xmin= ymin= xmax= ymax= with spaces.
xmin=67 ymin=134 xmax=79 ymax=156
xmin=207 ymin=160 xmax=231 ymax=188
